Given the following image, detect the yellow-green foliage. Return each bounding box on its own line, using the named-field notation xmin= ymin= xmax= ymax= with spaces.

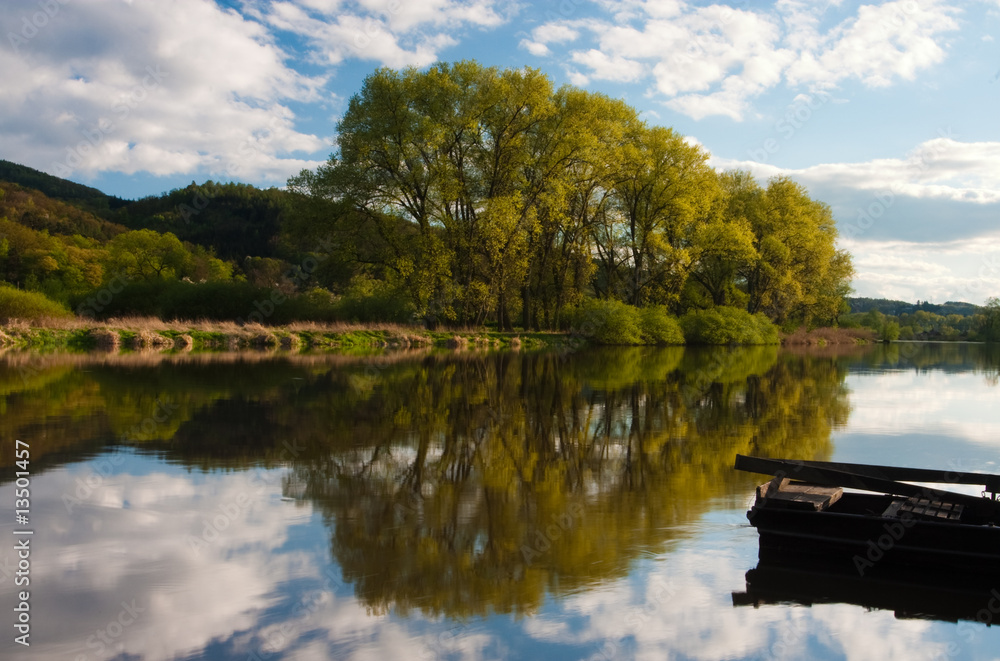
xmin=680 ymin=306 xmax=779 ymax=345
xmin=571 ymin=299 xmax=643 ymax=345
xmin=639 ymin=306 xmax=684 ymax=345
xmin=0 ymin=284 xmax=72 ymax=322
xmin=569 ymin=301 xmax=685 ymax=345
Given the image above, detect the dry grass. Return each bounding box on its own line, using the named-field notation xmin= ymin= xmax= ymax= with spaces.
xmin=782 ymin=326 xmax=875 ymax=346
xmin=284 ymin=320 xmax=417 ymax=333
xmin=88 ymin=328 xmax=120 ymax=351
xmin=126 ymin=330 xmax=174 ymax=351
xmin=446 ymin=335 xmax=468 ymax=349
xmin=1 ymin=315 xmax=545 ymax=354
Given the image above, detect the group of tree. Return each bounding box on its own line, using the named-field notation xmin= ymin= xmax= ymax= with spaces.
xmin=842 ymin=297 xmax=1000 ymax=342
xmin=0 ymin=172 xmax=320 ymax=322
xmin=847 ymin=297 xmax=980 ymax=318
xmin=0 ymin=188 xmax=231 ymax=302
xmin=0 ymin=159 xmax=129 ymax=217
xmin=288 ymin=61 xmax=854 ymax=332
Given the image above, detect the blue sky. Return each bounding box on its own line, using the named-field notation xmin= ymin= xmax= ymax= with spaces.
xmin=2 ymin=0 xmax=999 ymax=302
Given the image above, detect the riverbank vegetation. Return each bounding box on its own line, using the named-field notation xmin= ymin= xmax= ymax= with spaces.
xmin=0 ymin=316 xmax=554 ymax=353
xmin=841 ymin=297 xmax=1000 ymax=342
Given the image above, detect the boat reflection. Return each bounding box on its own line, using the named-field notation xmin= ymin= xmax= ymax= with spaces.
xmin=734 ymin=550 xmax=1000 ymax=625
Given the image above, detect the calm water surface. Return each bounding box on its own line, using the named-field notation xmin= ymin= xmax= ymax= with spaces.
xmin=1 ymin=343 xmax=999 ymax=660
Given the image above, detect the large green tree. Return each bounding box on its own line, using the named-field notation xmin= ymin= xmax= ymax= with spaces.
xmin=291 ymin=61 xmax=853 ymax=330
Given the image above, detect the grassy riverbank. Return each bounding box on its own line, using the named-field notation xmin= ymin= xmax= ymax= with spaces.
xmin=0 ymin=317 xmax=560 ymax=353
xmin=0 ymin=316 xmax=877 ymax=353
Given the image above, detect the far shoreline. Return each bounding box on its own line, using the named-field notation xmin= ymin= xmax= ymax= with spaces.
xmin=0 ymin=318 xmax=881 ymax=353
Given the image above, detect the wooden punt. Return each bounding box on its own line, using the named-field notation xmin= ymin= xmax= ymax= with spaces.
xmin=735 ymin=455 xmax=1000 ymax=573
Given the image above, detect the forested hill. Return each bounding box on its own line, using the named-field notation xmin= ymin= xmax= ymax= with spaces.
xmin=0 ymin=181 xmax=127 ymax=241
xmin=0 ymin=160 xmax=290 ymax=260
xmin=116 ymin=181 xmax=290 ymax=259
xmin=0 ymin=159 xmax=128 ymax=217
xmin=848 ymin=297 xmax=980 ymax=316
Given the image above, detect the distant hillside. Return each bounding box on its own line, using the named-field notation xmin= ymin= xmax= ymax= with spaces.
xmin=0 ymin=159 xmax=128 ymax=217
xmin=0 ymin=181 xmax=127 ymax=240
xmin=848 ymin=297 xmax=980 ymax=317
xmin=0 ymin=160 xmax=291 ymax=259
xmin=116 ymin=181 xmax=291 ymax=259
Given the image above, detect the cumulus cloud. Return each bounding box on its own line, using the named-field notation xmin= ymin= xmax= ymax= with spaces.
xmin=0 ymin=0 xmax=516 ymax=185
xmin=0 ymin=0 xmax=333 ymax=183
xmin=0 ymin=0 xmax=333 ymax=184
xmin=521 ymin=0 xmax=960 ymax=120
xmin=842 ymin=235 xmax=1000 ymax=302
xmin=247 ymin=0 xmax=513 ymax=68
xmin=711 ymin=130 xmax=1000 ymax=301
xmin=717 ymin=134 xmax=1000 ymax=241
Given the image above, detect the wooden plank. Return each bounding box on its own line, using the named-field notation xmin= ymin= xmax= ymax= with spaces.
xmin=757 ymin=479 xmax=843 ymax=511
xmin=735 ymin=454 xmax=1000 ymax=491
xmin=735 ymin=455 xmax=990 ymax=508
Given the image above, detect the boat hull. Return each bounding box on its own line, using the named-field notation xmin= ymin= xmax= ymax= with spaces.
xmin=748 ymin=502 xmax=1000 ymax=573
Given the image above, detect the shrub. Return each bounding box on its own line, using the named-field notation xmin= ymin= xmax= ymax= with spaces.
xmin=337 ymin=276 xmax=414 ymax=324
xmin=282 ymin=288 xmax=340 ymax=323
xmin=0 ymin=284 xmax=73 ymax=322
xmin=680 ymin=306 xmax=779 ymax=345
xmin=639 ymin=306 xmax=684 ymax=345
xmin=882 ymin=320 xmax=900 ymax=342
xmin=570 ymin=299 xmax=643 ymax=345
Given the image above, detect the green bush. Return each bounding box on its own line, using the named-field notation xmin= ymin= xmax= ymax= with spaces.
xmin=0 ymin=284 xmax=73 ymax=322
xmin=882 ymin=320 xmax=901 ymax=342
xmin=639 ymin=306 xmax=684 ymax=345
xmin=72 ymin=280 xmax=273 ymax=321
xmin=336 ymin=276 xmax=414 ymax=323
xmin=283 ymin=288 xmax=341 ymax=323
xmin=679 ymin=307 xmax=779 ymax=345
xmin=569 ymin=299 xmax=643 ymax=345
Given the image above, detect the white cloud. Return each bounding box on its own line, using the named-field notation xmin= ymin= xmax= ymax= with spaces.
xmin=0 ymin=0 xmax=518 ymax=185
xmin=719 ymin=136 xmax=1000 ymax=209
xmin=529 ymin=0 xmax=960 ymax=120
xmin=786 ymin=0 xmax=959 ymax=88
xmin=0 ymin=0 xmax=327 ymax=183
xmin=532 ymin=22 xmax=580 ymax=44
xmin=570 ymin=49 xmax=645 ymax=82
xmin=520 ymin=39 xmax=551 ymax=56
xmin=840 ymin=236 xmax=1000 ymax=301
xmin=252 ymin=0 xmax=512 ymax=68
xmin=712 ymin=132 xmax=1000 ymax=301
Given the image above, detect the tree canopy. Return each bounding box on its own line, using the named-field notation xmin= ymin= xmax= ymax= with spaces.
xmin=292 ymin=61 xmax=854 ymax=330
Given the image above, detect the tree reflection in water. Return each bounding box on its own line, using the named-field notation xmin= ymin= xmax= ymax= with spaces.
xmin=288 ymin=346 xmax=851 ymax=617
xmin=0 ymin=345 xmax=859 ymax=617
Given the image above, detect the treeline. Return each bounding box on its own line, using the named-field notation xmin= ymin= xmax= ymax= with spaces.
xmin=289 ymin=61 xmax=853 ymax=332
xmin=848 ymin=297 xmax=980 ymax=317
xmin=841 ymin=298 xmax=1000 ymax=342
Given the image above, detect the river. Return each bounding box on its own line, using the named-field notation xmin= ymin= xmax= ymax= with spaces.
xmin=1 ymin=342 xmax=999 ymax=660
